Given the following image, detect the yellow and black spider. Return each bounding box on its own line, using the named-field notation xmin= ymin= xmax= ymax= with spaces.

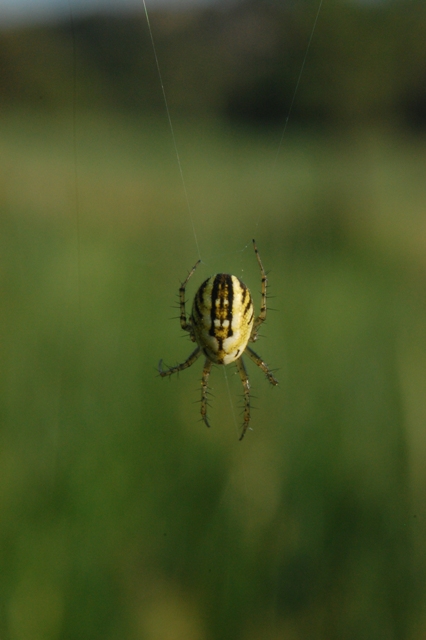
xmin=159 ymin=239 xmax=278 ymax=440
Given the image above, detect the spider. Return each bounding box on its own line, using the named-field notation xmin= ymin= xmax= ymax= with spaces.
xmin=159 ymin=239 xmax=278 ymax=440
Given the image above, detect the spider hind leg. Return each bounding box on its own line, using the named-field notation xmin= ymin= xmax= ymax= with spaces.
xmin=246 ymin=346 xmax=278 ymax=386
xmin=200 ymin=358 xmax=213 ymax=428
xmin=158 ymin=347 xmax=201 ymax=377
xmin=236 ymin=357 xmax=251 ymax=441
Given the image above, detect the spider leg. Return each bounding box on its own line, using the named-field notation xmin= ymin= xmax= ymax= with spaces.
xmin=159 ymin=347 xmax=201 ymax=377
xmin=236 ymin=356 xmax=251 ymax=441
xmin=179 ymin=260 xmax=201 ymax=334
xmin=200 ymin=358 xmax=213 ymax=428
xmin=245 ymin=346 xmax=278 ymax=386
xmin=251 ymin=239 xmax=268 ymax=339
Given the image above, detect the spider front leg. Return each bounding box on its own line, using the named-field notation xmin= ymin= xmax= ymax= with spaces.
xmin=200 ymin=358 xmax=213 ymax=428
xmin=159 ymin=346 xmax=201 ymax=377
xmin=246 ymin=346 xmax=278 ymax=386
xmin=236 ymin=356 xmax=251 ymax=441
xmin=179 ymin=260 xmax=201 ymax=335
xmin=251 ymin=239 xmax=268 ymax=340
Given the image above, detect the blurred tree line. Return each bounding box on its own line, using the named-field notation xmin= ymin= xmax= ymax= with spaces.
xmin=0 ymin=0 xmax=425 ymax=129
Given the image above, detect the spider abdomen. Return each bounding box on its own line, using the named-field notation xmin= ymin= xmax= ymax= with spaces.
xmin=191 ymin=273 xmax=254 ymax=365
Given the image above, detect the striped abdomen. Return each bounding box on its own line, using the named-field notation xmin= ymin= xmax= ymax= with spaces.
xmin=191 ymin=273 xmax=254 ymax=365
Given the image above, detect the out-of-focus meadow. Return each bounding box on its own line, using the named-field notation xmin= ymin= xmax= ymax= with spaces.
xmin=1 ymin=1 xmax=426 ymax=638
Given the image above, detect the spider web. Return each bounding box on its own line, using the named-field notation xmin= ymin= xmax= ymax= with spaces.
xmin=141 ymin=0 xmax=323 ymax=441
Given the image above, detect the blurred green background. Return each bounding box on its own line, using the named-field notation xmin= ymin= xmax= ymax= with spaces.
xmin=1 ymin=0 xmax=426 ymax=638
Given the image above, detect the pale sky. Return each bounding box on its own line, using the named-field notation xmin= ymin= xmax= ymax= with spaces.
xmin=0 ymin=0 xmax=388 ymax=28
xmin=1 ymin=0 xmax=216 ymax=27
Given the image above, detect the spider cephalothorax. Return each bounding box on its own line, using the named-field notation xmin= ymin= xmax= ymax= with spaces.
xmin=159 ymin=240 xmax=278 ymax=440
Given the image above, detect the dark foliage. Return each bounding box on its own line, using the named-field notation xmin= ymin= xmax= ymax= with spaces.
xmin=0 ymin=0 xmax=425 ymax=128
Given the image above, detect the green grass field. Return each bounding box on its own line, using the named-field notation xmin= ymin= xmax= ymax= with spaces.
xmin=1 ymin=110 xmax=426 ymax=639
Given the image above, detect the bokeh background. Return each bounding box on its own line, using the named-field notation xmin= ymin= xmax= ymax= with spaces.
xmin=1 ymin=0 xmax=426 ymax=638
